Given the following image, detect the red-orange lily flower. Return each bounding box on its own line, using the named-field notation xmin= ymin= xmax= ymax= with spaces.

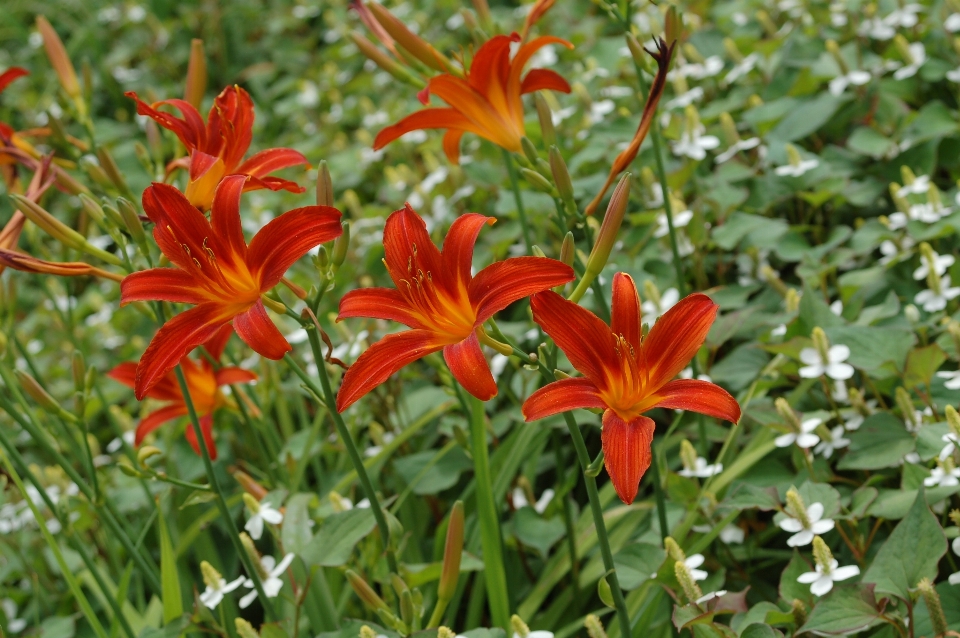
xmin=121 ymin=174 xmax=342 ymax=399
xmin=373 ymin=33 xmax=572 ymax=164
xmin=0 ymin=67 xmax=28 ymax=142
xmin=108 ymin=327 xmax=256 ymax=459
xmin=126 ymin=85 xmax=309 ymax=210
xmin=336 ymin=204 xmax=574 ymax=411
xmin=522 ymin=273 xmax=740 ymax=504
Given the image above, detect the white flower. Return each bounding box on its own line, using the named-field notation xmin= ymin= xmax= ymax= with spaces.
xmin=814 ymin=426 xmax=851 ymax=459
xmin=828 ymin=69 xmax=871 ymax=96
xmin=1 ymin=599 xmax=26 ymax=634
xmin=672 ymin=129 xmax=720 ymax=160
xmin=858 ymin=18 xmax=894 ymax=40
xmin=879 ymin=237 xmax=914 ymax=264
xmin=654 ymin=209 xmax=694 ymax=238
xmin=683 ymin=553 xmax=709 ymax=581
xmin=904 ymin=202 xmax=951 ymax=224
xmin=913 ymin=253 xmax=954 ymax=280
xmin=915 ymin=276 xmax=960 ymax=312
xmin=842 ymin=412 xmax=864 ymax=431
xmin=512 ymin=488 xmax=555 ymax=514
xmin=948 ymin=13 xmax=960 ymax=31
xmin=725 ymin=53 xmax=759 ymax=84
xmin=240 ymin=553 xmax=296 ymax=609
xmin=674 ymin=56 xmax=723 ymax=80
xmin=716 ymin=137 xmax=762 ymax=163
xmin=939 ymin=432 xmax=960 ymax=461
xmin=797 ymin=559 xmax=860 ymax=596
xmin=679 ymin=457 xmax=723 ymax=478
xmin=779 ymin=502 xmax=835 ymax=547
xmin=641 ymin=288 xmax=679 ymax=319
xmin=200 ymin=575 xmax=245 ymax=609
xmin=893 ymin=43 xmax=926 ymax=80
xmin=799 ymin=345 xmax=854 ymax=380
xmin=771 ymin=324 xmax=788 ymax=337
xmin=924 ymin=465 xmax=960 ymax=488
xmin=936 ymin=370 xmax=960 ymax=390
xmin=695 ymin=590 xmax=727 ymax=604
xmin=950 ymin=537 xmax=960 ymax=585
xmin=244 ymin=499 xmax=284 ymax=541
xmin=948 ymin=67 xmax=960 ymax=83
xmin=720 ymin=524 xmax=745 ymax=544
xmin=512 ymin=632 xmax=554 ymax=638
xmin=883 ymin=3 xmax=923 ymax=28
xmin=899 ymin=174 xmax=930 ymax=195
xmin=665 ymin=87 xmax=704 ymax=110
xmin=775 ymin=417 xmax=822 ymax=449
xmin=775 ymin=158 xmax=819 ymax=177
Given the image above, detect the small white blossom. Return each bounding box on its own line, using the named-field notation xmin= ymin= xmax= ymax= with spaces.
xmin=938 ymin=432 xmax=960 ymax=461
xmin=947 ymin=13 xmax=960 ymax=31
xmin=913 ymin=253 xmax=954 ymax=280
xmin=775 ymin=158 xmax=819 ymax=177
xmin=665 ymin=87 xmax=704 ymax=110
xmin=828 ymin=70 xmax=871 ymax=96
xmin=244 ymin=499 xmax=284 ymax=541
xmin=814 ymin=426 xmax=851 ymax=459
xmin=797 ymin=559 xmax=860 ymax=596
xmin=775 ymin=417 xmax=822 ymax=449
xmin=949 ymin=537 xmax=960 ymax=585
xmin=859 ymin=18 xmax=895 ymax=40
xmin=683 ymin=553 xmax=709 ymax=581
xmin=936 ymin=370 xmax=960 ymax=390
xmin=720 ymin=524 xmax=745 ymax=544
xmin=799 ymin=345 xmax=854 ymax=380
xmin=1 ymin=599 xmax=26 ymax=633
xmin=899 ymin=174 xmax=930 ymax=196
xmin=779 ymin=502 xmax=835 ymax=547
xmin=695 ymin=590 xmax=727 ymax=604
xmin=924 ymin=465 xmax=960 ymax=488
xmin=725 ymin=53 xmax=759 ymax=84
xmin=892 ymin=43 xmax=926 ymax=80
xmin=654 ymin=209 xmax=694 ymax=238
xmin=512 ymin=631 xmax=554 ymax=638
xmin=239 ymin=553 xmax=296 ymax=609
xmin=200 ymin=575 xmax=245 ymax=609
xmin=915 ymin=276 xmax=960 ymax=312
xmin=678 ymin=456 xmax=723 ymax=478
xmin=715 ymin=137 xmax=762 ymax=163
xmin=883 ymin=3 xmax=923 ymax=28
xmin=512 ymin=488 xmax=555 ymax=514
xmin=672 ymin=128 xmax=720 ymax=160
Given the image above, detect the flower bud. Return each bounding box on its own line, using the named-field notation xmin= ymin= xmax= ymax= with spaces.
xmin=664 ymin=6 xmax=682 ymax=45
xmin=534 ymin=94 xmax=556 ymax=148
xmin=811 ymin=327 xmax=830 ymax=364
xmin=36 ymin=17 xmax=81 ymax=100
xmin=316 ymin=160 xmax=334 ymax=208
xmin=200 ymin=561 xmax=223 ymax=588
xmin=904 ymin=304 xmax=921 ymax=323
xmin=900 ymin=165 xmax=917 ymax=188
xmin=184 ymin=39 xmax=207 ymax=111
xmin=584 ymin=614 xmax=608 ymax=638
xmin=664 ymin=536 xmax=685 ymax=562
xmin=917 ymin=578 xmax=948 ymax=635
xmin=79 ymin=194 xmax=106 ymax=226
xmin=360 ymin=626 xmax=379 ymax=638
xmin=811 ymin=535 xmax=834 ymax=571
xmin=137 ymin=445 xmax=163 ymax=466
xmin=233 ymin=469 xmax=269 ymax=501
xmin=723 ymin=37 xmax=743 ymax=63
xmin=242 ymin=492 xmax=261 ymax=515
xmin=347 ymin=569 xmax=389 ymax=610
xmin=80 ymin=156 xmax=114 ymax=190
xmin=437 ymin=628 xmax=455 ymax=638
xmin=239 ymin=532 xmax=267 ymax=579
xmin=10 ymin=194 xmax=87 ymax=252
xmin=117 ymin=198 xmax=147 ymax=248
xmin=438 ymin=500 xmax=464 ymax=601
xmin=235 ymin=618 xmax=260 ymax=638
xmin=367 ymin=2 xmax=456 ymax=73
xmin=791 ymin=599 xmax=808 ymax=626
xmin=679 ymin=440 xmax=698 ymax=473
xmin=760 ymin=265 xmax=787 ymax=297
xmin=947 ymin=406 xmax=960 ymax=438
xmin=549 ymin=146 xmax=575 ymax=211
xmin=520 ymin=168 xmax=557 ymax=196
xmin=719 ymin=112 xmax=740 ymax=145
xmin=785 ymin=288 xmax=801 ymax=313
xmin=785 ymin=487 xmax=811 ymax=529
xmin=511 ymin=615 xmax=531 ymax=638
xmin=554 ymin=232 xmax=575 ymax=293
xmin=889 ymin=183 xmax=911 ymax=215
xmin=96 ymin=147 xmax=129 ymax=195
xmin=674 ymin=560 xmax=703 ymax=602
xmin=896 ymin=387 xmax=916 ymax=429
xmin=521 ymin=137 xmax=539 ymax=165
xmin=597 ymin=575 xmax=614 ymax=608
xmin=332 ymin=222 xmax=351 ymax=268
xmin=585 ymin=174 xmax=629 ymax=277
xmin=71 ymin=350 xmax=86 ymax=391
xmin=625 ymin=33 xmax=650 ymax=72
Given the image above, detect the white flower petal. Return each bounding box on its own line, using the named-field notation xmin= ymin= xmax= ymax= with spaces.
xmin=239 ymin=589 xmax=258 ymax=609
xmin=245 ymin=515 xmax=264 ymax=541
xmin=811 ymin=520 xmax=836 ymax=534
xmin=828 ymin=345 xmax=850 ymax=362
xmin=810 ymin=575 xmax=835 ymax=596
xmin=796 ymin=571 xmax=821 ymax=584
xmin=826 ymin=362 xmax=855 ymax=380
xmin=685 ymin=554 xmax=705 ymax=569
xmin=799 ymin=348 xmax=822 ymax=365
xmin=775 ymin=433 xmax=797 ymax=448
xmin=261 ymin=508 xmax=284 ymax=525
xmin=830 ymin=565 xmax=860 ymax=581
xmin=779 ymin=518 xmax=804 ymax=533
xmin=807 ymin=503 xmax=825 ymax=521
xmin=796 ymin=433 xmax=821 ymax=448
xmin=788 ymin=530 xmax=814 ymax=547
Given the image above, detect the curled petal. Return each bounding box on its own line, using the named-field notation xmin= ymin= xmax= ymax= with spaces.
xmin=215 ymin=367 xmax=258 ymax=386
xmin=374 ymin=108 xmax=477 ymax=153
xmin=443 ymin=332 xmax=497 ymax=401
xmin=441 ymin=213 xmax=495 ymax=292
xmin=522 ymin=377 xmax=605 ymax=421
xmin=126 ymin=92 xmax=207 ymax=150
xmin=520 ymin=69 xmax=571 ymax=95
xmin=135 ymin=404 xmax=188 ymax=445
xmin=210 ymin=175 xmax=249 ymax=260
xmin=601 ymin=412 xmax=655 ymax=505
xmin=652 ymin=379 xmax=740 ymax=423
xmin=236 ymin=147 xmax=309 ymax=178
xmin=640 ymin=293 xmax=718 ymax=391
xmin=382 ymin=204 xmax=443 ymax=288
xmin=336 ymin=329 xmax=443 ymax=412
xmin=233 ymin=300 xmax=291 ymax=360
xmin=120 ymin=268 xmax=205 ymax=305
xmin=184 ymin=415 xmax=218 ymax=460
xmin=247 ymin=205 xmax=342 ymax=290
xmin=107 ymin=362 xmax=138 ymax=390
xmin=471 ymin=257 xmax=574 ymax=324
xmin=243 ymin=175 xmax=307 ymax=194
xmin=338 ymin=287 xmax=425 ymax=329
xmin=610 ymin=272 xmax=642 ymax=355
xmin=0 ymin=67 xmax=28 ymax=93
xmin=442 ymin=129 xmax=465 ymax=164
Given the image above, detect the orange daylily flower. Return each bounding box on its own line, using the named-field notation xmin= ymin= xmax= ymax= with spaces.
xmin=0 ymin=67 xmax=28 ymax=142
xmin=126 ymin=85 xmax=310 ymax=210
xmin=109 ymin=327 xmax=256 ymax=459
xmin=522 ymin=273 xmax=740 ymax=504
xmin=121 ymin=175 xmax=342 ymax=399
xmin=335 ymin=204 xmax=574 ymax=411
xmin=373 ymin=33 xmax=572 ymax=164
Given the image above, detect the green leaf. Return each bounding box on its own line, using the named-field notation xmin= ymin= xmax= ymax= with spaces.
xmin=836 ymin=413 xmax=915 ymax=470
xmin=862 ymin=489 xmax=947 ymax=601
xmin=720 ymin=484 xmax=781 ymax=511
xmin=770 ymin=93 xmax=847 ymax=141
xmin=916 ymin=421 xmax=951 ymax=460
xmin=613 ymin=542 xmax=666 ymax=589
xmin=281 ymin=493 xmax=316 ymax=555
xmin=301 ymin=508 xmax=377 ymax=566
xmin=778 ymin=552 xmax=813 ymax=607
xmin=799 ymin=584 xmax=886 ymax=634
xmin=796 ymin=481 xmax=842 ymax=518
xmin=260 ymin=624 xmax=291 ymax=638
xmin=40 ymin=616 xmax=75 ymax=638
xmin=157 ymin=502 xmax=183 ymax=625
xmin=178 ymin=490 xmax=216 ymax=509
xmin=711 ymin=212 xmax=789 ymax=250
xmin=739 ymin=624 xmax=783 ymax=638
xmin=511 ymin=507 xmax=566 ymax=556
xmin=903 ymin=344 xmax=948 ymax=389
xmin=823 ymin=326 xmax=915 ymax=375
xmin=394 ymin=447 xmax=472 ymax=495
xmin=868 ymin=486 xmax=960 ymax=519
xmin=846 ymin=127 xmax=896 ymax=159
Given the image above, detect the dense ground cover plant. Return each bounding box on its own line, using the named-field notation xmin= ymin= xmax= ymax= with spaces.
xmin=3 ymin=0 xmax=960 ymax=636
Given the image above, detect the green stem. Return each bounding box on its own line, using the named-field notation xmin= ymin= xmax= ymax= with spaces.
xmin=172 ymin=365 xmax=277 ymax=620
xmin=552 ymin=432 xmax=580 ymax=607
xmin=291 ymin=331 xmax=399 ymax=575
xmin=503 ymin=149 xmax=534 ymax=253
xmin=647 ymin=444 xmax=669 ymax=542
xmin=467 ymin=392 xmax=511 ymax=631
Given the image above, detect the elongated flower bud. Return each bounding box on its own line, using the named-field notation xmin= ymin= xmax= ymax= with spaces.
xmin=585 ymin=174 xmax=630 ymax=276
xmin=785 ymin=487 xmax=811 ymax=529
xmin=332 ymin=222 xmax=351 ymax=268
xmin=184 ymin=39 xmax=207 ymax=110
xmin=811 ymin=327 xmax=830 ymax=364
xmin=317 ymin=160 xmax=334 ymax=207
xmin=520 ymin=168 xmax=557 ymax=195
xmin=535 ymin=94 xmax=556 ymax=148
xmin=946 ymin=405 xmax=960 ymax=438
xmin=350 ymin=32 xmax=417 ymax=85
xmin=664 ymin=6 xmax=682 ymax=46
xmin=811 ymin=536 xmax=834 ymax=571
xmin=625 ymin=33 xmax=649 ymax=72
xmin=511 ymin=615 xmax=531 ymax=638
xmin=235 ymin=619 xmax=260 ymax=638
xmin=438 ymin=501 xmax=464 ymax=601
xmin=239 ymin=532 xmax=267 ymax=579
xmin=117 ymin=198 xmax=147 ymax=247
xmin=347 ymin=570 xmax=390 ymax=610
xmin=584 ymin=614 xmax=607 ymax=638
xmin=367 ymin=2 xmax=455 ymax=74
xmin=15 ymin=370 xmax=61 ymax=415
xmin=791 ymin=599 xmax=807 ymax=626
xmin=664 ymin=536 xmax=685 ymax=562
xmin=96 ymin=147 xmax=129 ymax=194
xmin=233 ymin=469 xmax=269 ymax=501
xmin=675 ymin=560 xmax=703 ymax=602
xmin=896 ymin=387 xmax=916 ymax=429
xmin=36 ymin=17 xmax=81 ymax=100
xmin=917 ymin=578 xmax=947 ymax=635
xmin=11 ymin=194 xmax=86 ymax=251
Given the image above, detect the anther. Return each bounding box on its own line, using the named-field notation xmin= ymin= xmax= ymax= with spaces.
xmin=193 ymin=257 xmax=202 ymax=269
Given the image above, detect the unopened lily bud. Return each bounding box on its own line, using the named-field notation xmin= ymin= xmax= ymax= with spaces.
xmin=399 ymin=588 xmax=415 ymax=627
xmin=239 ymin=532 xmax=267 ymax=579
xmin=137 ymin=445 xmax=163 ymax=466
xmin=682 ymin=43 xmax=704 ymax=64
xmin=520 ymin=168 xmax=557 ymax=196
xmin=597 ymin=575 xmax=615 ymax=608
xmin=625 ymin=33 xmax=649 ymax=72
xmin=947 ymin=406 xmax=960 ymax=437
xmin=521 ymin=137 xmax=539 ymax=165
xmin=664 ymin=6 xmax=682 ymax=45
xmin=584 ymin=614 xmax=608 ymax=638
xmin=80 ymin=156 xmax=113 ymax=190
xmin=532 ymin=245 xmax=546 ymax=258
xmin=664 ymin=536 xmax=685 ymax=562
xmin=96 ymin=147 xmax=129 ymax=194
xmin=367 ymin=2 xmax=455 ymax=73
xmin=79 ymin=194 xmax=106 ymax=225
xmin=511 ymin=615 xmax=531 ymax=638
xmin=811 ymin=536 xmax=834 ymax=570
xmin=791 ymin=599 xmax=808 ymax=626
xmin=549 ymin=146 xmax=575 ymax=206
xmin=349 ymin=32 xmax=416 ymax=85
xmin=332 ymin=222 xmax=350 ymax=268
xmin=343 ymin=189 xmax=363 ymax=218
xmin=896 ymin=387 xmax=916 ymax=428
xmin=15 ymin=370 xmax=61 ymax=415
xmin=917 ymin=578 xmax=948 ymax=635
xmin=723 ymin=37 xmax=744 ymax=63
xmin=117 ymin=198 xmax=147 ymax=247
xmin=260 ymin=295 xmax=286 ymax=315
xmin=811 ymin=327 xmax=830 ymax=363
xmin=235 ymin=618 xmax=260 ymax=638
xmin=534 ymin=94 xmax=556 ymax=148
xmin=317 ymin=160 xmax=334 ymax=207
xmin=438 ymin=500 xmax=464 ymax=600
xmin=184 ymin=39 xmax=207 ymax=110
xmin=36 ymin=17 xmax=81 ymax=101
xmin=54 ymin=169 xmax=89 ymax=196
xmin=679 ymin=440 xmax=698 ymax=472
xmin=559 ymin=232 xmax=575 ymax=267
xmin=719 ymin=112 xmax=740 ymax=145
xmin=347 ymin=569 xmax=390 ymax=610
xmin=471 ymin=0 xmax=492 ymax=31
xmin=118 ymin=461 xmax=143 ymax=477
xmin=785 ymin=487 xmax=811 ymax=528
xmin=233 ymin=469 xmax=269 ymax=500
xmin=675 ymin=560 xmax=703 ymax=602
xmin=145 ymin=119 xmax=163 ymax=162
xmin=71 ymin=350 xmax=85 ymax=390
xmin=585 ymin=173 xmax=630 ymax=277
xmin=10 ymin=194 xmax=86 ymax=251
xmin=756 ymin=9 xmax=778 ymax=37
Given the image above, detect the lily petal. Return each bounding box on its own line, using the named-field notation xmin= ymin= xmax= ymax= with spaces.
xmin=135 ymin=404 xmax=188 ymax=445
xmin=652 ymin=379 xmax=740 ymax=423
xmin=338 ymin=287 xmax=426 ymax=328
xmin=337 ymin=329 xmax=443 ymax=411
xmin=521 ymin=377 xmax=606 ymax=421
xmin=126 ymin=92 xmax=207 ymax=150
xmin=374 ymin=108 xmax=478 ymax=153
xmin=442 ymin=129 xmax=465 ymax=164
xmin=236 ymin=148 xmax=309 ymax=178
xmin=203 ymin=324 xmax=235 ymax=361
xmin=382 ymin=204 xmax=444 ymax=288
xmin=471 ymin=257 xmax=574 ymax=324
xmin=0 ymin=67 xmax=28 ymax=93
xmin=120 ymin=268 xmax=206 ymax=305
xmin=610 ymin=272 xmax=642 ymax=355
xmin=143 ymin=182 xmax=216 ymax=273
xmin=247 ymin=205 xmax=342 ymax=290
xmin=233 ymin=300 xmax=291 ymax=360
xmin=210 ymin=175 xmax=249 ymax=261
xmin=184 ymin=414 xmax=218 ymax=460
xmin=529 ymin=290 xmax=618 ymax=387
xmin=215 ymin=367 xmax=258 ymax=386
xmin=640 ymin=293 xmax=718 ymax=391
xmin=442 ymin=213 xmax=495 ymax=292
xmin=520 ymin=68 xmax=571 ymax=94
xmin=443 ymin=331 xmax=497 ymax=401
xmin=601 ymin=411 xmax=655 ymax=504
